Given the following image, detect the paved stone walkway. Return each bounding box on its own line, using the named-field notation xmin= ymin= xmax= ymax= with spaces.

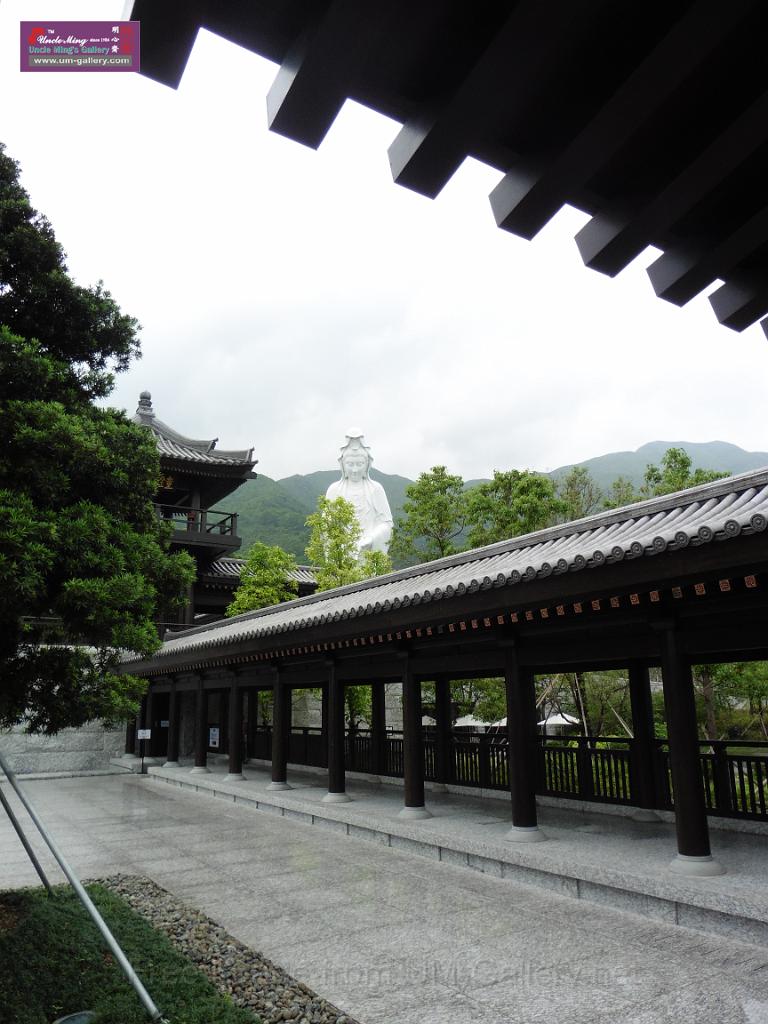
xmin=2 ymin=774 xmax=768 ymax=1024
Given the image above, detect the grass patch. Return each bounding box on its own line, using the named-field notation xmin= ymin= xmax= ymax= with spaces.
xmin=0 ymin=884 xmax=261 ymax=1024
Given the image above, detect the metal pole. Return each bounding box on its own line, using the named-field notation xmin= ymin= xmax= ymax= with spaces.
xmin=0 ymin=782 xmax=53 ymax=894
xmin=0 ymin=749 xmax=166 ymax=1023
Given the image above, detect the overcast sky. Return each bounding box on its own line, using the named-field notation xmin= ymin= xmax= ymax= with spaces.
xmin=3 ymin=0 xmax=768 ymax=481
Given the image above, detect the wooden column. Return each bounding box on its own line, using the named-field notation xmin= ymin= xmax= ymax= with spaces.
xmin=370 ymin=683 xmax=386 ymax=779
xmin=504 ymin=644 xmax=545 ymax=842
xmin=145 ymin=686 xmax=156 ymax=758
xmin=324 ymin=660 xmax=351 ymax=803
xmin=191 ymin=675 xmax=210 ymax=774
xmin=124 ymin=718 xmax=136 ymax=757
xmin=225 ymin=674 xmax=245 ymax=781
xmin=399 ymin=656 xmax=431 ymax=819
xmin=269 ymin=670 xmax=292 ymax=790
xmin=133 ymin=696 xmax=146 ymax=757
xmin=320 ymin=682 xmax=329 ymax=769
xmin=163 ymin=678 xmax=180 ymax=766
xmin=627 ymin=662 xmax=660 ymax=820
xmin=433 ymin=675 xmax=452 ymax=792
xmin=660 ymin=625 xmax=724 ymax=875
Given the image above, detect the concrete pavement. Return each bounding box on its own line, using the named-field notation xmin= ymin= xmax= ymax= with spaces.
xmin=2 ymin=772 xmax=767 ymax=1024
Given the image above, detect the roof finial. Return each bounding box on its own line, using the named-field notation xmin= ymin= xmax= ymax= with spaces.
xmin=136 ymin=391 xmax=155 ymax=422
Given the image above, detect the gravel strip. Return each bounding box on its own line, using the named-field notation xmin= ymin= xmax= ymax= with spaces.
xmin=92 ymin=874 xmax=359 ymax=1024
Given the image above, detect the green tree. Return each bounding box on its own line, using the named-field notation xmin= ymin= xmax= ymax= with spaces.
xmin=556 ymin=466 xmax=602 ymax=522
xmin=640 ymin=447 xmax=727 ymax=498
xmin=465 ymin=469 xmax=566 ymax=547
xmin=390 ymin=466 xmax=467 ymax=564
xmin=603 ymin=475 xmax=637 ymax=509
xmin=0 ymin=144 xmax=195 ymax=734
xmin=305 ymin=496 xmax=391 ymax=591
xmin=226 ymin=541 xmax=298 ymax=616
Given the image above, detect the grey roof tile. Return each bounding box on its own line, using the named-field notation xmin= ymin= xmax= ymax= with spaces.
xmin=132 ymin=392 xmax=255 ymax=468
xmin=126 ymin=467 xmax=768 ymax=665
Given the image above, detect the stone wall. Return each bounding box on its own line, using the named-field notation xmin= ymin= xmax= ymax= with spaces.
xmin=1 ymin=721 xmax=126 ymax=775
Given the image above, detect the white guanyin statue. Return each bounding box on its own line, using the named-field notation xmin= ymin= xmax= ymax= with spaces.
xmin=325 ymin=429 xmax=394 ymax=558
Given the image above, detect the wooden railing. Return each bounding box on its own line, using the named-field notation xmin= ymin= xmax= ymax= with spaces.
xmin=245 ymin=726 xmax=768 ymax=821
xmin=155 ymin=503 xmax=238 ymax=537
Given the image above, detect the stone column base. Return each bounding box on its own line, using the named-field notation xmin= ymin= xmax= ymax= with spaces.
xmin=322 ymin=791 xmax=352 ymax=804
xmin=669 ymin=853 xmax=726 ymax=877
xmin=398 ymin=805 xmax=433 ymax=820
xmin=190 ymin=766 xmax=211 ymax=775
xmin=224 ymin=772 xmax=246 ymax=782
xmin=506 ymin=825 xmax=547 ymax=843
xmin=268 ymin=780 xmax=292 ymax=791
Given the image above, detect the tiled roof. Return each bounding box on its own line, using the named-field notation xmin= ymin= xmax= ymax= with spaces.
xmin=128 ymin=467 xmax=768 ymax=664
xmin=206 ymin=557 xmax=318 ymax=586
xmin=132 ymin=392 xmax=255 ymax=468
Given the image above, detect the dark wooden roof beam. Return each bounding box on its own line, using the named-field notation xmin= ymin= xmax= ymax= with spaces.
xmin=266 ymin=0 xmax=388 ymax=149
xmin=577 ymin=92 xmax=768 ymax=279
xmin=387 ymin=0 xmax=592 ymax=199
xmin=490 ymin=1 xmax=753 ymax=240
xmin=647 ymin=201 xmax=768 ymax=309
xmin=708 ymin=274 xmax=768 ymax=332
xmin=127 ymin=0 xmax=202 ymax=89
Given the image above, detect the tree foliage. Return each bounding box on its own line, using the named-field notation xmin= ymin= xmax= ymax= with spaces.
xmin=640 ymin=446 xmax=727 ymax=498
xmin=305 ymin=496 xmax=392 ymax=591
xmin=0 ymin=144 xmax=195 ymax=733
xmin=465 ymin=469 xmax=566 ymax=547
xmin=390 ymin=465 xmax=467 ymax=564
xmin=556 ymin=466 xmax=602 ymax=521
xmin=226 ymin=542 xmax=298 ymax=616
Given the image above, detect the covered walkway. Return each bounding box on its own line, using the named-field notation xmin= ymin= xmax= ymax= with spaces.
xmin=125 ymin=469 xmax=768 ymax=881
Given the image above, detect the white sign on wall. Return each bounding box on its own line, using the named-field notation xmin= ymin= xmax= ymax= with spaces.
xmin=209 ymin=727 xmax=220 ymax=749
xmin=137 ymin=729 xmax=151 ymax=740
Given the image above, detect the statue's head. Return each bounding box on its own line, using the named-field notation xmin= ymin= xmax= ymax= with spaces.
xmin=338 ymin=429 xmax=372 ymax=483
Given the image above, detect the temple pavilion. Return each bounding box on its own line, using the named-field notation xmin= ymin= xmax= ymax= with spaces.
xmin=133 ymin=391 xmax=317 ymax=631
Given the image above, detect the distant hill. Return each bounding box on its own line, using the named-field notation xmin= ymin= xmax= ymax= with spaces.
xmin=234 ymin=441 xmax=768 ymax=557
xmin=236 ymin=468 xmax=413 ymax=559
xmin=550 ymin=441 xmax=768 ymax=491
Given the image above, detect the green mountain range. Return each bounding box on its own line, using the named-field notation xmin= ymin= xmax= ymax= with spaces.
xmin=232 ymin=441 xmax=768 ymax=560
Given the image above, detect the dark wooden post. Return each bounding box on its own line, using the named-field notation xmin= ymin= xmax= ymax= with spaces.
xmin=269 ymin=670 xmax=292 ymax=790
xmin=660 ymin=625 xmax=724 ymax=875
xmin=324 ymin=659 xmax=351 ymax=803
xmin=225 ymin=673 xmax=245 ymax=781
xmin=133 ymin=696 xmax=146 ymax=757
xmin=370 ymin=683 xmax=386 ymax=779
xmin=628 ymin=662 xmax=660 ymax=820
xmin=145 ymin=686 xmax=156 ymax=758
xmin=163 ymin=677 xmax=180 ymax=767
xmin=433 ymin=675 xmax=452 ymax=792
xmin=504 ymin=644 xmax=545 ymax=842
xmin=191 ymin=674 xmax=210 ymax=774
xmin=124 ymin=718 xmax=137 ymax=758
xmin=399 ymin=655 xmax=432 ymax=819
xmin=320 ymin=682 xmax=329 ymax=769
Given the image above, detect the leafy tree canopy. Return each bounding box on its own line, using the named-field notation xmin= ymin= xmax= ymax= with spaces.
xmin=465 ymin=469 xmax=566 ymax=547
xmin=0 ymin=144 xmax=195 ymax=733
xmin=226 ymin=542 xmax=298 ymax=617
xmin=556 ymin=465 xmax=602 ymax=522
xmin=390 ymin=465 xmax=467 ymax=564
xmin=640 ymin=446 xmax=727 ymax=498
xmin=305 ymin=496 xmax=392 ymax=592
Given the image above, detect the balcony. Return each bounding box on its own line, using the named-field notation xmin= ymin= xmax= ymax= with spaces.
xmin=156 ymin=503 xmax=241 ymax=556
